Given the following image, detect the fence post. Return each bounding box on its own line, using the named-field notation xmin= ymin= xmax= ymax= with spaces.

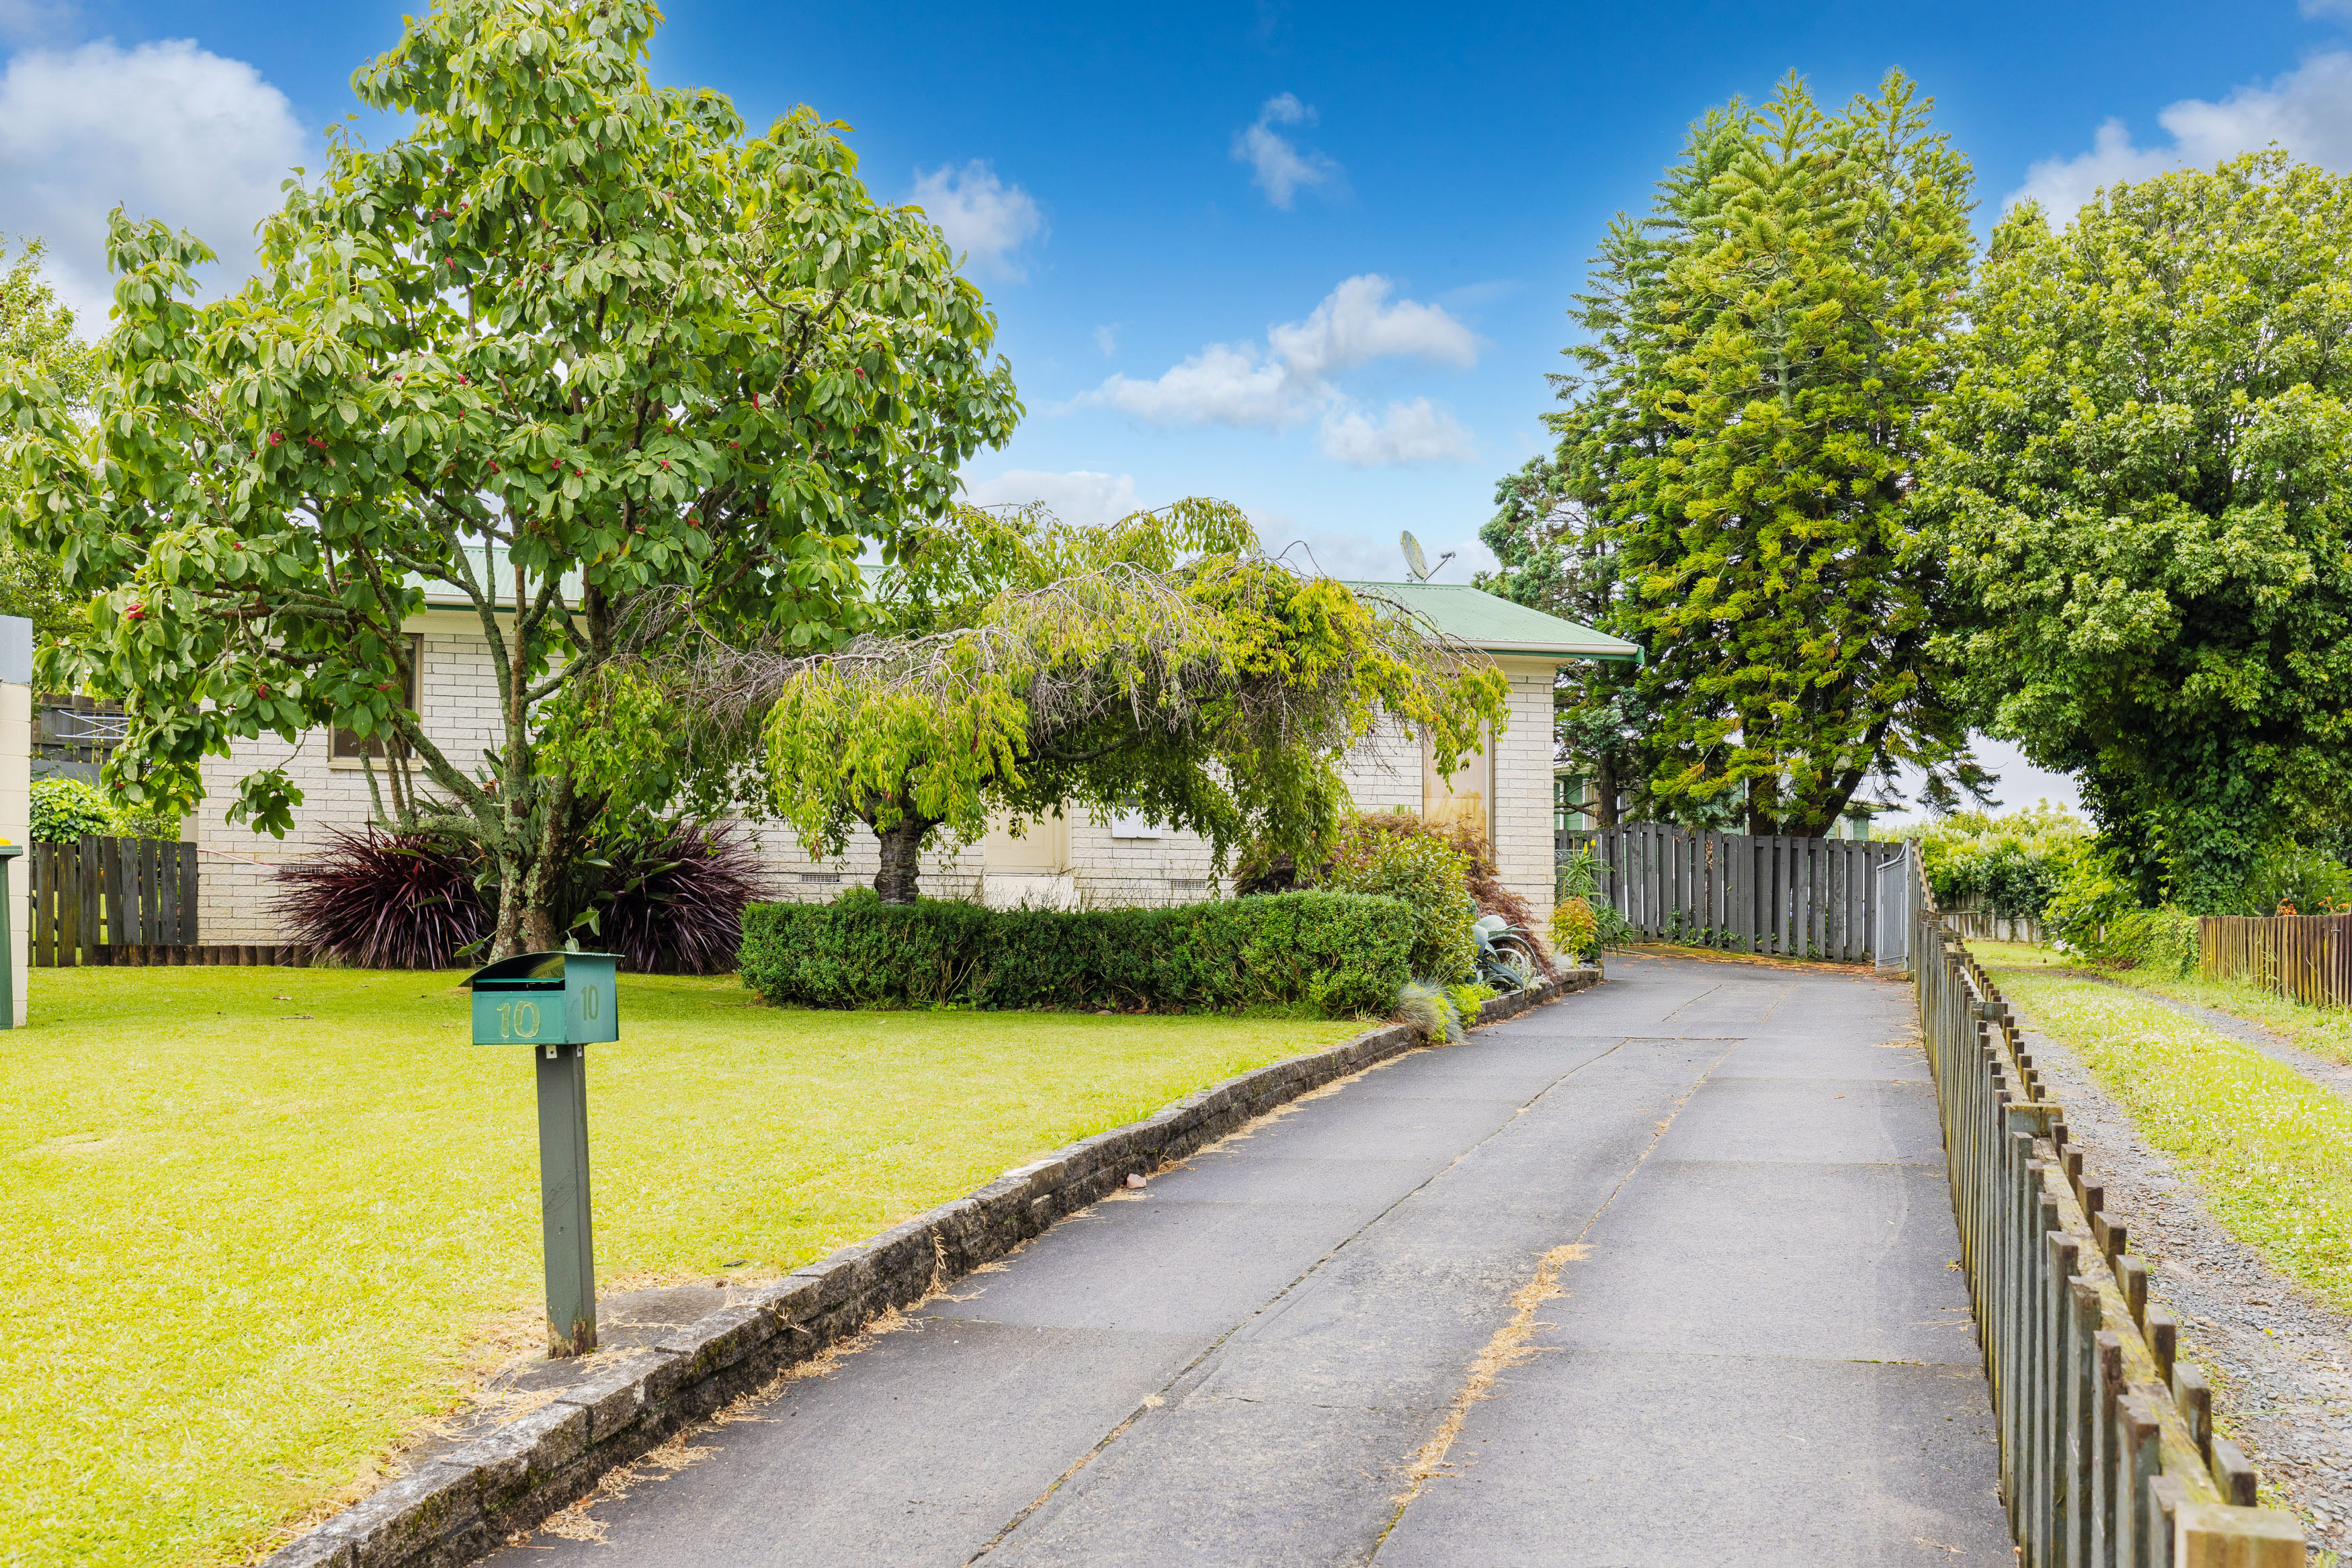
xmin=2201 ymin=911 xmax=2351 ymax=1008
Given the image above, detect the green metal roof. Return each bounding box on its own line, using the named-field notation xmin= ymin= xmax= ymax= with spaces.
xmin=416 ymin=542 xmax=583 ymax=609
xmin=407 ymin=554 xmax=1636 ymax=663
xmin=1344 ymin=581 xmax=1643 ymax=662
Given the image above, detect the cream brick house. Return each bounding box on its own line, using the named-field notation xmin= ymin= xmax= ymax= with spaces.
xmin=190 ymin=580 xmax=1640 ymax=945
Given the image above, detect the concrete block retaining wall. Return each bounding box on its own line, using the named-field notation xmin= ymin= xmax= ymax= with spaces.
xmin=263 ymin=971 xmax=1599 ymax=1568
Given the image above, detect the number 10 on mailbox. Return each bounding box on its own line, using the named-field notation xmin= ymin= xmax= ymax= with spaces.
xmin=463 ymin=950 xmax=620 ymax=1356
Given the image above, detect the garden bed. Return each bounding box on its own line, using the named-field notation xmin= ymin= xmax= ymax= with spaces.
xmin=3 ymin=966 xmax=1366 ymax=1568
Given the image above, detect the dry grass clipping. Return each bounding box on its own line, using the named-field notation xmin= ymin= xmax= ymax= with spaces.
xmin=1396 ymin=1242 xmax=1592 ymax=1497
xmin=1624 ymin=942 xmax=1883 ymax=975
xmin=508 ymin=1269 xmax=958 ymax=1548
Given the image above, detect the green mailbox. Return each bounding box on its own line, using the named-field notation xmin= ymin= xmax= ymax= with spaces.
xmin=467 ymin=949 xmax=619 ymax=1047
xmin=464 ymin=950 xmax=620 ymax=1357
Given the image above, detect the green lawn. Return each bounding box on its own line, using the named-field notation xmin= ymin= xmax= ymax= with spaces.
xmin=2 ymin=967 xmax=1363 ymax=1568
xmin=1974 ymin=949 xmax=2352 ymax=1321
xmin=1972 ymin=939 xmax=2352 ymax=1065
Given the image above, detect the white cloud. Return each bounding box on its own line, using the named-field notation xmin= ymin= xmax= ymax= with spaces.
xmin=0 ymin=38 xmax=308 ymax=326
xmin=1092 ymin=323 xmax=1120 ymax=356
xmin=2300 ymin=0 xmax=2352 ymax=16
xmin=1268 ymin=273 xmax=1478 ymax=380
xmin=2011 ymin=51 xmax=2352 ymax=216
xmin=961 ymin=468 xmax=1140 ymax=529
xmin=1232 ymin=92 xmax=1343 ymax=210
xmin=1087 ymin=340 xmax=1297 ymax=427
xmin=1077 ymin=275 xmax=1480 ymax=452
xmin=1316 ymin=398 xmax=1476 ymax=467
xmin=909 ymin=160 xmax=1044 ymax=281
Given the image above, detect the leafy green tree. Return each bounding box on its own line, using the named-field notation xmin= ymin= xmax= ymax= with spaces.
xmin=675 ymin=500 xmax=1509 ymax=904
xmin=1478 ymin=460 xmax=1645 ymax=824
xmin=1927 ymin=151 xmax=2352 ymax=911
xmin=0 ymin=0 xmax=1018 ymax=956
xmin=1545 ymin=71 xmax=1986 ymax=835
xmin=0 ymin=238 xmax=96 ymax=641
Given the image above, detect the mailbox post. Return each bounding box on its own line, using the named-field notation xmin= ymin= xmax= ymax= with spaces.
xmin=463 ymin=951 xmax=620 ymax=1356
xmin=0 ymin=842 xmax=19 ymax=1029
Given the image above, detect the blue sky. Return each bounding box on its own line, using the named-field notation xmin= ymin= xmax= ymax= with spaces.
xmin=5 ymin=0 xmax=2351 ymax=812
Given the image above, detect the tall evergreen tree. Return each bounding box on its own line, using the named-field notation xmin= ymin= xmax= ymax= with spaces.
xmin=1531 ymin=72 xmax=1987 ymax=836
xmin=1476 ymin=462 xmax=1643 ymax=825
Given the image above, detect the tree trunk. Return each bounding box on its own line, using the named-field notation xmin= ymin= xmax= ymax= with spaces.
xmin=1594 ymin=752 xmax=1621 ymax=829
xmin=491 ymin=858 xmax=526 ymax=961
xmin=873 ymin=810 xmax=934 ymax=906
xmin=523 ymin=904 xmax=563 ymax=953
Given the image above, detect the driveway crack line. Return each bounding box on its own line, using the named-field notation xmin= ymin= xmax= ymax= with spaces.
xmin=962 ymin=1032 xmax=1638 ymax=1563
xmin=1368 ymin=1034 xmax=1747 ymax=1559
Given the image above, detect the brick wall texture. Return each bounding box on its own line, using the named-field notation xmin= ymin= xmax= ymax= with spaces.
xmin=195 ymin=625 xmax=1562 ymax=943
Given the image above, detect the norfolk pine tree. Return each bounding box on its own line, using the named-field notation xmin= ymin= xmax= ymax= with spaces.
xmin=0 ymin=0 xmax=1018 ymax=957
xmin=1546 ymin=73 xmax=1986 ymax=836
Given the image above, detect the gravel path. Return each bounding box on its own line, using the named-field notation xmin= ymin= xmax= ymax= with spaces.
xmin=2006 ymin=992 xmax=2352 ymax=1559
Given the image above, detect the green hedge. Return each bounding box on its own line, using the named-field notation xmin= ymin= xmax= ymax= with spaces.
xmin=739 ymin=889 xmax=1415 ymax=1016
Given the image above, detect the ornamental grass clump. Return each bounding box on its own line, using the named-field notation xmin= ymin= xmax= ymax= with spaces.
xmin=1394 ymin=979 xmax=1464 ymax=1043
xmin=276 ymin=822 xmax=769 ymax=973
xmin=271 ymin=828 xmax=492 ymax=969
xmin=575 ymin=823 xmax=773 ymax=976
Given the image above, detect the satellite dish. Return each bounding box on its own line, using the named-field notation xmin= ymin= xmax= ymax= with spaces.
xmin=1399 ymin=529 xmax=1454 ymax=582
xmin=1401 ymin=531 xmax=1429 ymax=580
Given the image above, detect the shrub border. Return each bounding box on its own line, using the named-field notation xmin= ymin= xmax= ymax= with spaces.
xmin=263 ymin=971 xmax=1599 ymax=1568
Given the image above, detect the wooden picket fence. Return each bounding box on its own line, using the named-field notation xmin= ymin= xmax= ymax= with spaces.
xmin=27 ymin=836 xmax=198 ymax=966
xmin=1940 ymin=900 xmax=2048 ymax=947
xmin=1562 ymin=822 xmax=1889 ymax=961
xmin=2199 ymin=912 xmax=2352 ymax=1008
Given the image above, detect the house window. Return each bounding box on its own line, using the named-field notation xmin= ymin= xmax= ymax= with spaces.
xmin=1554 ymin=772 xmax=1594 ymax=832
xmin=1421 ymin=725 xmax=1492 ymax=855
xmin=331 ymin=634 xmax=424 ymax=763
xmin=1108 ymin=799 xmax=1164 ymax=840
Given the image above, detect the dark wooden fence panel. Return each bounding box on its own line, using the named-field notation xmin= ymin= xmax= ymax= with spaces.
xmin=2200 ymin=912 xmax=2352 ymax=1008
xmin=24 ymin=836 xmax=200 ymax=965
xmin=1560 ymin=824 xmax=1894 ymax=960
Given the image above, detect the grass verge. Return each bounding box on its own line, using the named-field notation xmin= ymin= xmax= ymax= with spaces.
xmin=1972 ymin=939 xmax=2352 ymax=1065
xmin=1978 ymin=956 xmax=2352 ymax=1319
xmin=3 ymin=965 xmax=1363 ymax=1568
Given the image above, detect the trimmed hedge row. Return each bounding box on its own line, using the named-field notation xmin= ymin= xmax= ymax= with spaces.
xmin=739 ymin=889 xmax=1415 ymax=1016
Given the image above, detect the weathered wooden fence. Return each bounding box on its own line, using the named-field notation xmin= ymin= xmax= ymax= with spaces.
xmin=27 ymin=836 xmax=198 ymax=965
xmin=1943 ymin=900 xmax=2048 ymax=947
xmin=1904 ymin=854 xmax=2303 ymax=1564
xmin=1560 ymin=822 xmax=1886 ymax=960
xmin=2199 ymin=912 xmax=2351 ymax=1009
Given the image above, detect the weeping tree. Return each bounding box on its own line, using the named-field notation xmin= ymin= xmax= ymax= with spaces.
xmin=640 ymin=499 xmax=1511 ymax=903
xmin=0 ymin=0 xmax=1017 ymax=958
